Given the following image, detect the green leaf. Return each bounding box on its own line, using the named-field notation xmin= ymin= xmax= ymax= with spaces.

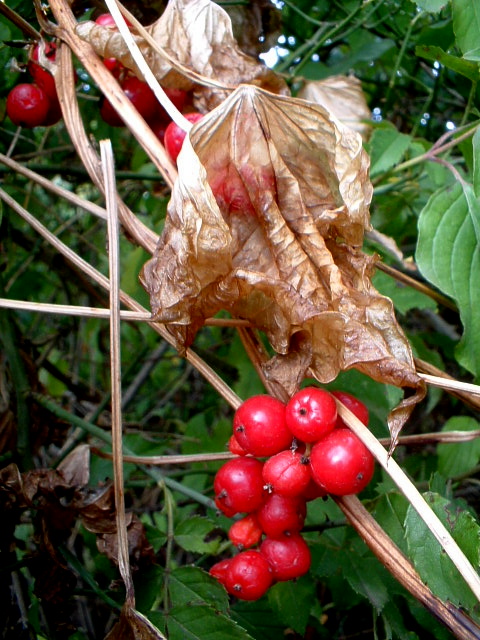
xmin=416 ymin=182 xmax=480 ymax=377
xmin=373 ymin=492 xmax=410 ymax=553
xmin=231 ymin=600 xmax=287 ymax=640
xmin=372 ymin=269 xmax=437 ymax=315
xmin=437 ymin=416 xmax=480 ymax=477
xmin=167 ymin=567 xmax=229 ymax=614
xmin=473 ymin=126 xmax=480 ymax=197
xmin=174 ymin=516 xmax=223 ymax=554
xmin=267 ymin=577 xmax=315 ymax=635
xmin=404 ymin=492 xmax=480 ymax=610
xmin=367 ymin=126 xmax=412 ymax=177
xmin=344 ymin=557 xmax=390 ymax=612
xmin=412 ymin=0 xmax=448 ymax=13
xmin=153 ymin=604 xmax=254 ymax=640
xmin=452 ymin=0 xmax=480 ymax=58
xmin=415 ymin=45 xmax=480 ymax=81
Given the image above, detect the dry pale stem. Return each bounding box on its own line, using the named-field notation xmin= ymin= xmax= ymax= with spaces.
xmin=336 ymin=400 xmax=480 ymax=603
xmin=335 ymin=495 xmax=480 ymax=640
xmin=101 ymin=140 xmax=135 ymax=606
xmin=0 ymin=187 xmax=242 ymax=416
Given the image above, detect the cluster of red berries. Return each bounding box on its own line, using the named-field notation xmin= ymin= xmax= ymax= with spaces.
xmin=6 ymin=41 xmax=62 ymax=128
xmin=209 ymin=388 xmax=374 ymax=601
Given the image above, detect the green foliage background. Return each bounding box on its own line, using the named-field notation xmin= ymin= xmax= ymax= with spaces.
xmin=1 ymin=0 xmax=480 ymax=639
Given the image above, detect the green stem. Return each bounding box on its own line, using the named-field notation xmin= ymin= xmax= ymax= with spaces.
xmin=460 ymin=80 xmax=478 ymax=128
xmin=393 ymin=123 xmax=480 ymax=174
xmin=59 ymin=545 xmax=123 ymax=611
xmin=162 ymin=485 xmax=175 ymax=615
xmin=384 ymin=12 xmax=422 ymax=107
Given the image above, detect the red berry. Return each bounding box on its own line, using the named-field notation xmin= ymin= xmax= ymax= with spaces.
xmin=209 ymin=558 xmax=232 ymax=587
xmin=103 ymin=57 xmax=125 ymax=78
xmin=6 ymin=84 xmax=51 ymax=128
xmin=262 ymin=450 xmax=311 ymax=497
xmin=95 ymin=12 xmax=132 ymax=28
xmin=28 ymin=43 xmax=58 ymax=103
xmin=99 ymin=97 xmax=124 ymax=127
xmin=100 ymin=77 xmax=159 ymax=126
xmin=285 ymin=387 xmax=337 ymax=443
xmin=155 ymin=87 xmax=188 ymax=123
xmin=256 ymin=493 xmax=306 ymax=538
xmin=260 ymin=534 xmax=311 ymax=581
xmin=214 ymin=457 xmax=265 ymax=516
xmin=228 ymin=514 xmax=263 ymax=549
xmin=164 ymin=112 xmax=204 ymax=162
xmin=122 ymin=76 xmax=158 ymax=121
xmin=227 ymin=434 xmax=247 ymax=456
xmin=233 ymin=395 xmax=292 ymax=457
xmin=224 ymin=550 xmax=273 ymax=600
xmin=310 ymin=428 xmax=375 ymax=496
xmin=302 ymin=479 xmax=327 ymax=501
xmin=331 ymin=390 xmax=369 ymax=429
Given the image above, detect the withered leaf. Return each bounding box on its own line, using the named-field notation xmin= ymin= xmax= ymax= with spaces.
xmin=297 ymin=75 xmax=372 ymax=141
xmin=141 ymin=85 xmax=425 ymax=443
xmin=105 ymin=604 xmax=167 ymax=640
xmin=76 ymin=0 xmax=288 ymax=109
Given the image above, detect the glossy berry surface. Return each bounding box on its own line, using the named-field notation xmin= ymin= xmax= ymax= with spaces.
xmin=164 ymin=112 xmax=204 ymax=163
xmin=256 ymin=493 xmax=306 ymax=538
xmin=227 ymin=434 xmax=247 ymax=456
xmin=310 ymin=428 xmax=375 ymax=496
xmin=6 ymin=84 xmax=50 ymax=128
xmin=224 ymin=550 xmax=273 ymax=601
xmin=28 ymin=42 xmax=58 ymax=102
xmin=94 ymin=12 xmax=132 ymax=27
xmin=228 ymin=514 xmax=263 ymax=549
xmin=214 ymin=457 xmax=265 ymax=516
xmin=260 ymin=534 xmax=311 ymax=582
xmin=100 ymin=76 xmax=159 ymax=127
xmin=285 ymin=387 xmax=337 ymax=443
xmin=233 ymin=395 xmax=292 ymax=457
xmin=262 ymin=449 xmax=311 ymax=497
xmin=209 ymin=558 xmax=231 ymax=586
xmin=331 ymin=390 xmax=369 ymax=429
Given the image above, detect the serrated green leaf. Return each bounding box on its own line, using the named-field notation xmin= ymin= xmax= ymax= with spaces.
xmin=416 ymin=182 xmax=480 ymax=377
xmin=368 ymin=126 xmax=412 ymax=177
xmin=415 ymin=45 xmax=480 ymax=81
xmin=344 ymin=557 xmax=390 ymax=612
xmin=452 ymin=0 xmax=480 ymax=58
xmin=174 ymin=516 xmax=223 ymax=554
xmin=411 ymin=0 xmax=448 ymax=12
xmin=372 ymin=270 xmax=437 ymax=315
xmin=404 ymin=492 xmax=480 ymax=610
xmin=156 ymin=603 xmax=254 ymax=640
xmin=166 ymin=566 xmax=229 ymax=613
xmin=374 ymin=492 xmax=410 ymax=553
xmin=437 ymin=416 xmax=480 ymax=477
xmin=267 ymin=576 xmax=315 ymax=635
xmin=231 ymin=600 xmax=287 ymax=640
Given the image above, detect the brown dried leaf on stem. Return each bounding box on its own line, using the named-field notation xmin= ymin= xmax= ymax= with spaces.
xmin=76 ymin=0 xmax=288 ymax=110
xmin=297 ymin=75 xmax=372 ymax=141
xmin=140 ymin=84 xmax=426 ymax=445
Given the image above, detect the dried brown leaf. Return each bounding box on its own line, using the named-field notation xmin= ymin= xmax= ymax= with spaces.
xmin=297 ymin=75 xmax=372 ymax=141
xmin=141 ymin=85 xmax=425 ymax=440
xmin=76 ymin=0 xmax=288 ymax=108
xmin=105 ymin=604 xmax=167 ymax=640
